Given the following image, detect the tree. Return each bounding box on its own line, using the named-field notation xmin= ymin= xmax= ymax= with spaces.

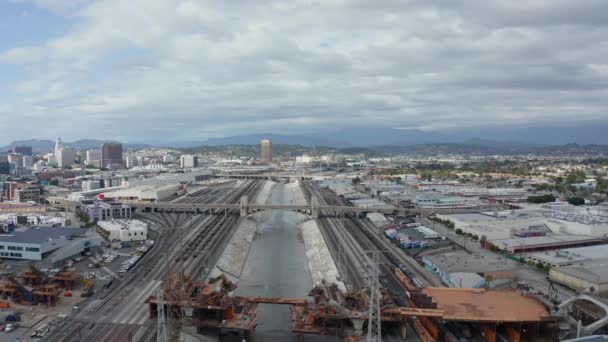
xmin=455 ymin=228 xmax=463 ymax=235
xmin=566 ymin=170 xmax=586 ymax=184
xmin=480 ymin=235 xmax=487 ymax=247
xmin=49 ymin=179 xmax=59 ymax=186
xmin=352 ymin=176 xmax=361 ymax=185
xmin=484 ymin=274 xmax=494 ymax=288
xmin=472 ymin=235 xmax=479 ymax=241
xmin=567 ymin=197 xmax=585 ymax=206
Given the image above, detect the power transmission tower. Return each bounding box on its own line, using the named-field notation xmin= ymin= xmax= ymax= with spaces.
xmin=365 ymin=250 xmax=382 ymax=342
xmin=157 ymin=286 xmax=169 ymax=342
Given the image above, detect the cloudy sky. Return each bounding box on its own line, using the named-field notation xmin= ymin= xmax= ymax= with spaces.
xmin=1 ymin=0 xmax=607 ymax=144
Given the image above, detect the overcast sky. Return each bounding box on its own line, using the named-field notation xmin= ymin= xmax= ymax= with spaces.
xmin=1 ymin=0 xmax=607 ymax=143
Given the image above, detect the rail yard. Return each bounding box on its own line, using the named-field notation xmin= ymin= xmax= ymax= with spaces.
xmin=0 ymin=176 xmax=570 ymax=341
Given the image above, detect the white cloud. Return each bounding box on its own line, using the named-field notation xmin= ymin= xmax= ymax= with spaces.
xmin=1 ymin=0 xmax=608 ymax=143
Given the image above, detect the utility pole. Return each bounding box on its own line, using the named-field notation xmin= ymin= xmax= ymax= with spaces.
xmin=365 ymin=250 xmax=382 ymax=342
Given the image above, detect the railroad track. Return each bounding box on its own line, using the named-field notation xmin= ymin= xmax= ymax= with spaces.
xmin=46 ymin=180 xmax=264 ymax=342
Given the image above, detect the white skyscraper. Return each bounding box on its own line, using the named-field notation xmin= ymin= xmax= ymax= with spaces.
xmin=54 ymin=137 xmax=64 ymax=157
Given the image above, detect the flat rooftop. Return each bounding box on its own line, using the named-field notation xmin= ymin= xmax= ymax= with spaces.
xmin=529 ymin=244 xmax=608 ymax=266
xmin=0 ymin=227 xmax=88 ymax=244
xmin=423 ymin=250 xmax=514 ymax=274
xmin=423 ymin=287 xmax=550 ymax=322
xmin=552 ymin=257 xmax=608 ymax=283
xmin=491 ymin=234 xmax=603 ymax=249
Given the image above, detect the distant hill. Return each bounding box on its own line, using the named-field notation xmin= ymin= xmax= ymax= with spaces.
xmin=202 ymin=133 xmax=346 ymax=147
xmin=0 ymin=139 xmax=150 ymax=153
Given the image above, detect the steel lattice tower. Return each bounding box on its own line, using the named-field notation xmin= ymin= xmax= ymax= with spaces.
xmin=366 ymin=250 xmax=382 ymax=342
xmin=157 ymin=286 xmax=169 ymax=342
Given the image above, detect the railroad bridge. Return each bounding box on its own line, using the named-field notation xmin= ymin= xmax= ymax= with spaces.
xmin=136 ymin=196 xmax=395 ymax=219
xmin=48 ymin=196 xmax=395 ymax=219
xmin=213 ymin=174 xmax=313 ymax=181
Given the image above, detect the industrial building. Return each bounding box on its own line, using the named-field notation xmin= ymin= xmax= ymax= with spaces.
xmin=96 ymin=219 xmax=147 ymax=242
xmin=543 ymin=211 xmax=608 ymax=237
xmin=260 ymin=139 xmax=272 ymax=162
xmin=549 ymin=258 xmax=608 ymax=296
xmin=527 ymin=244 xmax=608 ymax=267
xmin=80 ymin=199 xmax=132 ymax=222
xmin=0 ymin=228 xmax=90 ymax=260
xmin=422 ymin=250 xmax=513 ymax=287
xmin=101 ymin=184 xmax=181 ymax=202
xmin=489 ymin=235 xmax=607 ymax=254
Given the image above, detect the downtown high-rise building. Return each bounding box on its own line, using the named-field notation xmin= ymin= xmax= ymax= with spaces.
xmin=54 ymin=137 xmax=64 ymax=157
xmin=57 ymin=148 xmax=76 ymax=168
xmin=13 ymin=145 xmax=32 ymax=156
xmin=260 ymin=139 xmax=272 ymax=162
xmin=101 ymin=143 xmax=123 ymax=168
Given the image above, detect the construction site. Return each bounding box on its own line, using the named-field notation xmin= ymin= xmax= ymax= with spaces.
xmin=29 ymin=178 xmax=573 ymax=341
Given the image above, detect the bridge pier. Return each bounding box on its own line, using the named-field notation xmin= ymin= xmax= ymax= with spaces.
xmin=311 ymin=197 xmax=319 ymax=219
xmin=240 ymin=196 xmax=249 ymax=217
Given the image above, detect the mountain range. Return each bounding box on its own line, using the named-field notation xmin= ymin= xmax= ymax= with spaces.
xmin=2 ymin=121 xmax=607 ymax=152
xmin=0 ymin=139 xmax=151 ymax=153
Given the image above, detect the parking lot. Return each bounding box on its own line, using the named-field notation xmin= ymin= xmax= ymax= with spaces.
xmin=0 ymin=240 xmax=154 ymax=341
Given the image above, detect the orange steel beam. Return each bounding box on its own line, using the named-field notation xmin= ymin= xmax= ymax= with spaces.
xmin=236 ymin=296 xmax=307 ymax=305
xmin=383 ymin=307 xmax=444 ymax=318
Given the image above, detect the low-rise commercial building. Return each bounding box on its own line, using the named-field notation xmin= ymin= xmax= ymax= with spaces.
xmin=0 ymin=228 xmax=89 ymax=260
xmin=80 ymin=199 xmax=132 ymax=222
xmin=96 ymin=219 xmax=147 ymax=242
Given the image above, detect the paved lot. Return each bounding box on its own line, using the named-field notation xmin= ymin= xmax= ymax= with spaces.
xmin=422 ymin=218 xmax=577 ymax=303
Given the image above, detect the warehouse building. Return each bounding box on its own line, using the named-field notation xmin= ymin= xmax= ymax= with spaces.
xmin=527 ymin=244 xmax=608 ymax=267
xmin=549 ymin=258 xmax=608 ymax=296
xmin=101 ymin=184 xmax=181 ymax=202
xmin=489 ymin=235 xmax=607 ymax=254
xmin=97 ymin=219 xmax=148 ymax=242
xmin=0 ymin=228 xmax=90 ymax=260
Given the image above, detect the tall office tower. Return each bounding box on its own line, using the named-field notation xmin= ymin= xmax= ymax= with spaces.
xmin=7 ymin=153 xmax=23 ymax=169
xmin=101 ymin=143 xmax=123 ymax=168
xmin=86 ymin=149 xmax=102 ymax=167
xmin=260 ymin=139 xmax=272 ymax=162
xmin=13 ymin=145 xmax=32 ymax=156
xmin=54 ymin=137 xmax=64 ymax=157
xmin=57 ymin=148 xmax=76 ymax=168
xmin=22 ymin=155 xmax=33 ymax=168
